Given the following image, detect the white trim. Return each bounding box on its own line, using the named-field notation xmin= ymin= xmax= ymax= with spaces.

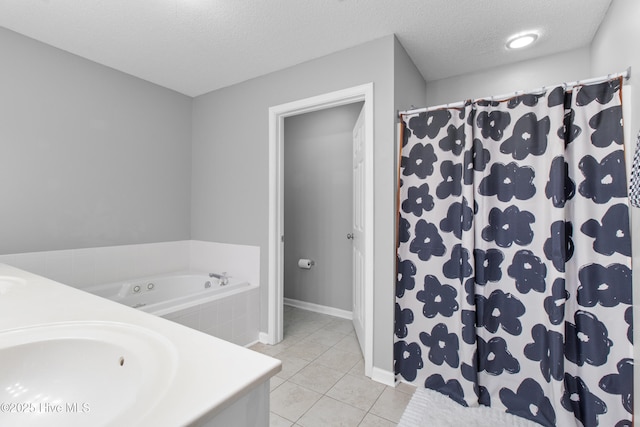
xmin=258 ymin=332 xmax=270 ymax=344
xmin=284 ymin=298 xmax=353 ymax=320
xmin=371 ymin=366 xmax=396 ymax=387
xmin=268 ymin=83 xmax=375 ymax=378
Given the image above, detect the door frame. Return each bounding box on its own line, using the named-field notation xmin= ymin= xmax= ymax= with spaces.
xmin=267 ymin=83 xmax=374 ymax=377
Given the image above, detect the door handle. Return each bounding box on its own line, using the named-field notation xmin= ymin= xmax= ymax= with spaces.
xmin=347 ymin=233 xmax=354 ymax=240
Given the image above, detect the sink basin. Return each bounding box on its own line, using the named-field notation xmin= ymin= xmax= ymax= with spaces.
xmin=0 ymin=321 xmax=178 ymax=427
xmin=0 ymin=276 xmax=25 ymax=295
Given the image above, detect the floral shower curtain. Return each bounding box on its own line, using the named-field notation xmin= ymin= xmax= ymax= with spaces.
xmin=395 ymin=77 xmax=633 ymax=426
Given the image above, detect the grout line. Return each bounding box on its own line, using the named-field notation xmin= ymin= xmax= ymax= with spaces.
xmin=267 ymin=306 xmax=408 ymax=427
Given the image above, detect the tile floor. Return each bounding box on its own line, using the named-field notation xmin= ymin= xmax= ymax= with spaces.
xmin=249 ymin=305 xmax=415 ymax=426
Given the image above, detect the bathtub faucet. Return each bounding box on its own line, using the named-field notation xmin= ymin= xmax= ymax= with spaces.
xmin=209 ymin=272 xmax=229 ymax=286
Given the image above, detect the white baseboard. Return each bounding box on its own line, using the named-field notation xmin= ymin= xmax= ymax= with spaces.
xmin=371 ymin=366 xmax=396 ymax=386
xmin=284 ymin=297 xmax=352 ymax=320
xmin=258 ymin=332 xmax=271 ymax=344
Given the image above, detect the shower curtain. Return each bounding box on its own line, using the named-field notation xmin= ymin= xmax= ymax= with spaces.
xmin=395 ymin=77 xmax=633 ymax=426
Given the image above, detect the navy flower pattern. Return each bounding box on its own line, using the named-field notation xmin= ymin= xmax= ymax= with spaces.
xmin=500 ymin=378 xmax=556 ymax=427
xmin=396 ymin=257 xmax=416 ymax=298
xmin=524 ymin=324 xmax=564 ymax=382
xmin=439 ymin=124 xmax=466 ymax=155
xmin=565 ymin=310 xmax=612 ymax=367
xmin=395 ymin=303 xmax=414 ymax=339
xmin=416 ymin=275 xmax=459 ymax=318
xmin=394 ymin=341 xmax=423 ymax=381
xmin=409 ymin=220 xmax=446 ymax=261
xmin=581 ymin=204 xmax=631 ymax=257
xmin=500 ymin=113 xmax=551 ymax=160
xmin=461 ymin=356 xmax=491 ymax=405
xmin=477 ymin=336 xmax=520 ymax=375
xmin=578 ymin=150 xmax=627 ymax=204
xmin=590 ymin=106 xmax=624 ymax=147
xmin=599 ymin=358 xmax=634 ymax=414
xmin=507 ymin=250 xmax=547 ymax=293
xmin=424 ymin=374 xmax=468 ymax=407
xmin=558 ymin=108 xmax=582 ymax=145
xmin=401 ymin=183 xmax=434 ymax=216
xmin=396 ymin=78 xmax=632 ymax=426
xmin=476 ymin=290 xmax=525 ymax=335
xmin=398 ymin=216 xmax=411 ymax=243
xmin=473 ymin=248 xmax=504 ymax=285
xmin=507 ymin=93 xmax=544 ymax=109
xmin=481 ymin=206 xmax=535 ymax=248
xmin=420 ymin=323 xmax=460 ymax=368
xmin=625 ymin=307 xmax=633 ymax=344
xmin=562 ymin=373 xmax=607 ymax=426
xmin=461 ymin=309 xmax=476 ymax=345
xmin=401 ymin=143 xmax=438 ymax=179
xmin=577 ymin=263 xmax=632 ymax=308
xmin=471 ymin=138 xmax=491 ymax=170
xmin=544 ymin=278 xmax=569 ymax=325
xmin=543 ymin=220 xmax=574 ymax=272
xmin=442 ymin=243 xmax=473 ymax=280
xmin=409 ymin=110 xmax=451 ymax=139
xmin=545 ymin=156 xmax=576 ymax=208
xmin=576 ymin=79 xmax=621 ymax=106
xmin=436 ymin=161 xmax=463 ymax=199
xmin=477 ymin=111 xmax=511 ymax=141
xmin=439 ymin=197 xmax=474 ymax=239
xmin=478 ymin=162 xmax=536 ymax=202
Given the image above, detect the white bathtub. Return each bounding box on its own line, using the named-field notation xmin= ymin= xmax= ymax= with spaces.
xmin=85 ymin=271 xmax=260 ymax=346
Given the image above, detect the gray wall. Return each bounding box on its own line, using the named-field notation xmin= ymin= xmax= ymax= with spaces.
xmin=424 ymin=46 xmax=592 ymax=106
xmin=0 ymin=27 xmax=192 ymax=254
xmin=394 ymin=37 xmax=427 ymax=113
xmin=283 ymin=103 xmax=363 ymax=311
xmin=192 ymin=35 xmax=397 ymax=373
xmin=590 ymin=0 xmax=640 ymax=416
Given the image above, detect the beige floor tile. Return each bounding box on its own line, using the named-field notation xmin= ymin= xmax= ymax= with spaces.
xmin=322 ymin=318 xmax=355 ymax=334
xmin=333 ymin=333 xmax=363 ymax=355
xmin=275 ymin=354 xmax=311 ymax=380
xmin=249 ymin=342 xmax=285 ymax=357
xmin=270 ymin=382 xmax=322 ymax=422
xmin=348 ymin=359 xmax=365 ymax=376
xmin=297 ymin=396 xmax=366 ymax=427
xmin=368 ymin=386 xmax=412 ymax=424
xmin=315 ymin=347 xmax=363 ymax=373
xmin=270 ymin=376 xmax=286 ymax=391
xmin=357 ymin=412 xmax=396 ymax=427
xmin=289 ymin=362 xmax=346 ymax=394
xmin=284 ymin=321 xmax=322 ymax=337
xmin=270 ymin=412 xmax=294 ymax=427
xmin=326 ymin=374 xmax=386 ymax=411
xmin=394 ymin=381 xmax=417 ymax=395
xmin=282 ymin=340 xmax=331 ymax=361
xmin=304 ymin=328 xmax=347 ymax=347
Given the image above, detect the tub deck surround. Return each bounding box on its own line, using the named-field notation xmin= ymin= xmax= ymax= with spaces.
xmin=84 ymin=270 xmax=261 ymax=347
xmin=85 ymin=271 xmax=254 ymax=316
xmin=0 ymin=264 xmax=281 ymax=427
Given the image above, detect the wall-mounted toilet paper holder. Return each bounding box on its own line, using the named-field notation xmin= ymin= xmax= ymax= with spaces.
xmin=298 ymin=259 xmax=315 ymax=269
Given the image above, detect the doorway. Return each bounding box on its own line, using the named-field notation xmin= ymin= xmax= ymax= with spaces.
xmin=282 ymin=103 xmax=362 ymax=319
xmin=267 ymin=83 xmax=374 ymax=377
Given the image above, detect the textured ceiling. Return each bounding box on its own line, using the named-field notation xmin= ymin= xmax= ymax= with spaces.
xmin=0 ymin=0 xmax=612 ymax=97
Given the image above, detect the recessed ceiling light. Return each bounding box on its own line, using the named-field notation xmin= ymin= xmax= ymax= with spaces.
xmin=506 ymin=32 xmax=538 ymax=50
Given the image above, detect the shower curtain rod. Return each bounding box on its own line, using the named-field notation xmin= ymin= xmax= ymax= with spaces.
xmin=398 ymin=66 xmax=632 ymax=117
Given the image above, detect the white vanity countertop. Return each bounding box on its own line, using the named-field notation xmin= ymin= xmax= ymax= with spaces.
xmin=0 ymin=264 xmax=281 ymax=427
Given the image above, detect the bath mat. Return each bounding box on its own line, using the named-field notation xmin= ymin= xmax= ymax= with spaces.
xmin=398 ymin=387 xmax=539 ymax=427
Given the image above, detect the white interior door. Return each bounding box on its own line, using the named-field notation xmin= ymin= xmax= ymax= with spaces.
xmin=352 ymin=105 xmax=366 ymax=355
